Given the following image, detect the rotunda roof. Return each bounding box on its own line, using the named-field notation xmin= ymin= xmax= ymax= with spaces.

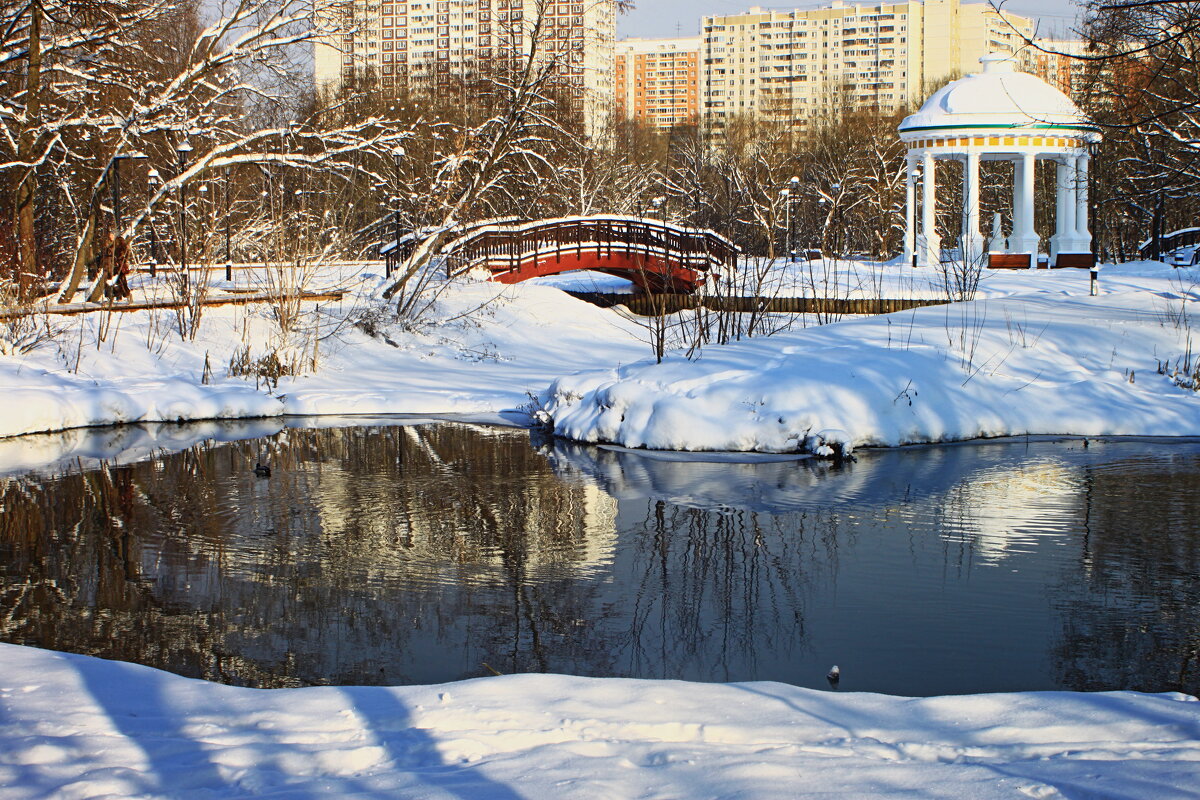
xmin=898 ymin=54 xmax=1100 ymax=141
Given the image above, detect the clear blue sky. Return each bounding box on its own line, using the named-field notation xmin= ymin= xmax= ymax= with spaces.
xmin=617 ymin=1 xmax=1085 ymax=40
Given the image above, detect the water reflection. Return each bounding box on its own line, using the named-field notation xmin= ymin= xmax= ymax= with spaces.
xmin=0 ymin=422 xmax=1197 ymax=697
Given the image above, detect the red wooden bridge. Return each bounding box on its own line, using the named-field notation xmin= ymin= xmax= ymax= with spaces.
xmin=384 ymin=216 xmax=739 ymax=293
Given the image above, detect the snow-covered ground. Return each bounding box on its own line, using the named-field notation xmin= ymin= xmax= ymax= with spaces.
xmin=1 ymin=643 xmax=1197 ymax=799
xmin=3 ymin=259 xmax=1200 ymax=449
xmin=0 ymin=265 xmax=650 ymax=438
xmin=540 ymin=262 xmax=1200 ymax=452
xmin=4 ymin=261 xmax=1200 ymax=798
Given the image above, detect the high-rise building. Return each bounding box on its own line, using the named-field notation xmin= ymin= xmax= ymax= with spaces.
xmin=314 ymin=0 xmax=618 ymax=135
xmin=699 ymin=0 xmax=1036 ymax=133
xmin=614 ymin=37 xmax=702 ymax=129
xmin=1028 ymin=40 xmax=1088 ymax=97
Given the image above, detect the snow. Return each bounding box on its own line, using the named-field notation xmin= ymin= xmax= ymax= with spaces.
xmin=540 ymin=263 xmax=1200 ymax=453
xmin=4 ymin=260 xmax=1200 ymax=797
xmin=0 ymin=267 xmax=650 ymax=438
xmin=4 ymin=260 xmax=1200 ymax=458
xmin=526 ymin=269 xmax=635 ymax=293
xmin=279 ymin=279 xmax=651 ymax=418
xmin=0 ymin=643 xmax=1197 ymax=799
xmin=899 ymin=53 xmax=1093 ymax=139
xmin=1 ymin=371 xmax=283 ymax=439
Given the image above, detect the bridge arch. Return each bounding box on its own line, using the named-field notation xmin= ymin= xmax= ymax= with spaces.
xmin=386 ymin=216 xmax=739 ymax=294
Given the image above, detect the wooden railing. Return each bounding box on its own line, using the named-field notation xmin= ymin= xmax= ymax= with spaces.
xmin=568 ymin=292 xmax=950 ymax=317
xmin=387 ymin=216 xmax=739 ymax=282
xmin=1138 ymin=227 xmax=1200 ymax=259
xmin=0 ymin=289 xmax=344 ymax=321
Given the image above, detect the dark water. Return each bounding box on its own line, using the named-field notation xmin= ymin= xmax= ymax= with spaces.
xmin=1 ymin=420 xmax=1198 ymax=697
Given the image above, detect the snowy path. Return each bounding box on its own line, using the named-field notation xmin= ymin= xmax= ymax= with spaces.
xmin=0 ymin=644 xmax=1197 ymax=799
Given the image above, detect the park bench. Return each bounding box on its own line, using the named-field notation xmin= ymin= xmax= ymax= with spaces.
xmin=988 ymin=253 xmax=1034 ymax=269
xmin=1054 ymin=253 xmax=1096 ymax=269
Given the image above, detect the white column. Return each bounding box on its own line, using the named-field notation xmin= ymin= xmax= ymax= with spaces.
xmin=1075 ymin=152 xmax=1091 ymax=253
xmin=1010 ymin=152 xmax=1039 ymax=266
xmin=1050 ymin=157 xmax=1076 ymax=259
xmin=904 ymin=150 xmax=916 ymax=265
xmin=962 ymin=151 xmax=983 ymax=261
xmin=989 ymin=212 xmax=1005 ymax=253
xmin=920 ymin=151 xmax=940 ymax=267
xmin=1009 ymin=157 xmax=1020 ymax=253
xmin=960 ymin=156 xmax=969 ymax=242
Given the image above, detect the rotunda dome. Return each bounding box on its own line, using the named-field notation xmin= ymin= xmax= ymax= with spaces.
xmin=898 ymin=54 xmax=1099 ymax=141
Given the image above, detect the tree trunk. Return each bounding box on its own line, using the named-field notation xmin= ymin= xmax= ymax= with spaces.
xmin=58 ymin=212 xmax=98 ymax=303
xmin=86 ymin=232 xmax=114 ymax=303
xmin=1151 ymin=194 xmax=1163 ymax=262
xmin=14 ymin=0 xmax=43 ymax=299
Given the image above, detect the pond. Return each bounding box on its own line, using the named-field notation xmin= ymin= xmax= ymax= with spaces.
xmin=1 ymin=419 xmax=1197 ymax=697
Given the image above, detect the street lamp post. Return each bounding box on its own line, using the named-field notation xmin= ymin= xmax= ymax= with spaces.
xmin=780 ymin=187 xmax=791 ymax=260
xmin=104 ymin=152 xmax=148 ymax=296
xmin=198 ymin=183 xmax=209 ymax=271
xmin=147 ymin=168 xmax=161 ymax=277
xmin=109 ymin=151 xmax=147 ymax=237
xmin=176 ymin=140 xmax=193 ymax=278
xmin=789 ymin=176 xmax=800 ymax=262
xmin=829 ymin=182 xmax=842 ymax=258
xmin=818 ymin=195 xmax=828 ymax=255
xmin=392 ymin=146 xmax=405 ymax=279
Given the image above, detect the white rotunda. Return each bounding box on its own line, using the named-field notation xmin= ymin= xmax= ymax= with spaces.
xmin=899 ymin=53 xmax=1101 ymax=269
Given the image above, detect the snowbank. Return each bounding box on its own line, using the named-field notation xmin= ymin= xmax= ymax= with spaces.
xmin=0 ymin=418 xmax=287 ymax=478
xmin=1 ymin=370 xmax=282 ymax=437
xmin=0 ymin=274 xmax=648 ymax=439
xmin=540 ymin=288 xmax=1200 ymax=453
xmin=3 ymin=260 xmax=1199 ymax=449
xmin=0 ymin=643 xmax=1196 ymax=799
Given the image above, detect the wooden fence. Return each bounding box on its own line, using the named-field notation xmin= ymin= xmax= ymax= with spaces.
xmin=0 ymin=290 xmax=344 ymax=321
xmin=568 ymin=292 xmax=950 ymax=317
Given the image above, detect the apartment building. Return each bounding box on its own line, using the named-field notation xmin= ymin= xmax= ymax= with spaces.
xmin=614 ymin=37 xmax=701 ymax=129
xmin=699 ymin=0 xmax=1036 ymax=132
xmin=314 ymin=0 xmax=618 ymax=134
xmin=1030 ymin=40 xmax=1088 ymax=96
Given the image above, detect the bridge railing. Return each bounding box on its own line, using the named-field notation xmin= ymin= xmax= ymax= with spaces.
xmin=428 ymin=216 xmax=739 ymax=279
xmin=1138 ymin=227 xmax=1200 ymax=259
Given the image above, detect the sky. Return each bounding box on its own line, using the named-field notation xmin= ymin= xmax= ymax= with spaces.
xmin=617 ymin=0 xmax=1086 ymax=41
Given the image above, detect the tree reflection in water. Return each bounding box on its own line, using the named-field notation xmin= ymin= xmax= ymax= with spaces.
xmin=1 ymin=424 xmax=621 ymax=687
xmin=0 ymin=423 xmax=1197 ymax=696
xmin=1051 ymin=454 xmax=1200 ymax=696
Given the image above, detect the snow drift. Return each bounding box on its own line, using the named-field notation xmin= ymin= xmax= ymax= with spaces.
xmin=0 ymin=643 xmax=1197 ymax=799
xmin=540 ymin=290 xmax=1200 ymax=453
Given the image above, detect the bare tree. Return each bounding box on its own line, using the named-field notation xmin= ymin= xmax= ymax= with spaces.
xmin=0 ymin=0 xmax=415 ymax=312
xmin=378 ymin=0 xmax=602 ymax=318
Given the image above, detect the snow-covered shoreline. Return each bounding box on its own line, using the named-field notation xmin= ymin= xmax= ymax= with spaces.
xmin=3 ymin=261 xmax=1200 ymax=452
xmin=4 ymin=264 xmax=1200 ymax=798
xmin=538 ymin=288 xmax=1200 ymax=453
xmin=1 ymin=643 xmax=1197 ymax=799
xmin=0 ymin=270 xmax=650 ymax=440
